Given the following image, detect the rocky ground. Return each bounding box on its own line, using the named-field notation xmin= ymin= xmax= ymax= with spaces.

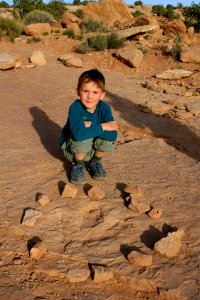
xmin=0 ymin=34 xmax=200 ymax=300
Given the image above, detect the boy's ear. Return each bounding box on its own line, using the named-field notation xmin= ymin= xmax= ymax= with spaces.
xmin=102 ymin=91 xmax=106 ymax=99
xmin=77 ymin=88 xmax=80 ymax=96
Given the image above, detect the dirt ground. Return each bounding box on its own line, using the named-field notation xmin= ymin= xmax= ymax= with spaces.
xmin=0 ymin=35 xmax=200 ymax=300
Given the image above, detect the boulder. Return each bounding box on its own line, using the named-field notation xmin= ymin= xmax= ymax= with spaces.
xmin=180 ymin=45 xmax=200 ymax=63
xmin=161 ymin=19 xmax=186 ymax=38
xmin=61 ymin=11 xmax=82 ymax=27
xmin=117 ymin=24 xmax=156 ymax=39
xmin=82 ymin=0 xmax=133 ymax=28
xmin=24 ymin=23 xmax=51 ymax=36
xmin=30 ymin=51 xmax=46 ymax=66
xmin=0 ymin=53 xmax=16 ymax=70
xmin=116 ymin=45 xmax=143 ymax=68
xmin=155 ymin=69 xmax=193 ymax=79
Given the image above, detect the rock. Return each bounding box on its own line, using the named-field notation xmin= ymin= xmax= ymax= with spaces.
xmin=67 ymin=23 xmax=81 ymax=36
xmin=37 ymin=194 xmax=50 ymax=207
xmin=0 ymin=53 xmax=16 ymax=70
xmin=187 ymin=102 xmax=200 ymax=117
xmin=61 ymin=11 xmax=82 ymax=28
xmin=67 ymin=266 xmax=90 ymax=283
xmin=82 ymin=0 xmax=133 ymax=28
xmin=21 ymin=208 xmax=42 ymax=227
xmin=116 ymin=45 xmax=143 ymax=68
xmin=59 ymin=54 xmax=83 ymax=68
xmin=154 ymin=229 xmax=185 ymax=258
xmin=30 ymin=241 xmax=48 ymax=260
xmin=188 ymin=26 xmax=194 ymax=34
xmin=124 ymin=184 xmax=143 ymax=197
xmin=117 ymin=24 xmax=156 ymax=39
xmin=92 ymin=265 xmax=114 ymax=283
xmin=143 ymin=100 xmax=174 ymax=115
xmin=88 ymin=186 xmax=106 ymax=201
xmin=161 ymin=19 xmax=186 ymax=38
xmin=175 ymin=111 xmax=194 ymax=120
xmin=155 ymin=69 xmax=193 ymax=80
xmin=30 ymin=51 xmax=46 ymax=66
xmin=127 ymin=251 xmax=153 ymax=266
xmin=61 ymin=183 xmax=78 ymax=198
xmin=128 ymin=185 xmax=150 ymax=214
xmin=148 ymin=208 xmax=162 ymax=219
xmin=180 ymin=46 xmax=200 ymax=63
xmin=24 ymin=23 xmax=51 ymax=36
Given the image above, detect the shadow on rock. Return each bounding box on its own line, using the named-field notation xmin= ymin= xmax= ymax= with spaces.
xmin=107 ymin=91 xmax=200 ymax=162
xmin=120 ymin=244 xmax=141 ymax=259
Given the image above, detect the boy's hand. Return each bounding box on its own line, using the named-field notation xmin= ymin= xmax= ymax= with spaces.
xmin=84 ymin=121 xmax=92 ymax=127
xmin=101 ymin=121 xmax=118 ymax=131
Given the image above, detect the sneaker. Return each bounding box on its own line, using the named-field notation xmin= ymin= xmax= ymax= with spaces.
xmin=89 ymin=161 xmax=106 ymax=180
xmin=70 ymin=164 xmax=86 ymax=184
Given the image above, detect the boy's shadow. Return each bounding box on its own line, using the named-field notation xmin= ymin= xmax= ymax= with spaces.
xmin=29 ymin=106 xmax=71 ymax=175
xmin=107 ymin=91 xmax=200 ymax=162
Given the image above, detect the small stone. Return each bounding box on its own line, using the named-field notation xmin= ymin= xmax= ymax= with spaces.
xmin=37 ymin=194 xmax=50 ymax=207
xmin=67 ymin=267 xmax=90 ymax=283
xmin=61 ymin=183 xmax=78 ymax=198
xmin=129 ymin=200 xmax=150 ymax=214
xmin=30 ymin=241 xmax=48 ymax=260
xmin=127 ymin=251 xmax=153 ymax=266
xmin=92 ymin=265 xmax=114 ymax=283
xmin=21 ymin=208 xmax=42 ymax=227
xmin=13 ymin=257 xmax=22 ymax=265
xmin=87 ymin=186 xmax=106 ymax=201
xmin=148 ymin=208 xmax=162 ymax=219
xmin=154 ymin=229 xmax=185 ymax=258
xmin=124 ymin=184 xmax=143 ymax=197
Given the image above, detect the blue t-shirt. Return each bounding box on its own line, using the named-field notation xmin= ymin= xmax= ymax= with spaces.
xmin=59 ymin=99 xmax=117 ymax=146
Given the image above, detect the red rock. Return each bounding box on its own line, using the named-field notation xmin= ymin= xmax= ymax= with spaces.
xmin=61 ymin=183 xmax=78 ymax=198
xmin=88 ymin=186 xmax=106 ymax=201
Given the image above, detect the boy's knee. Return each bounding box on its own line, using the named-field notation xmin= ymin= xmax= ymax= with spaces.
xmin=94 ymin=138 xmax=115 ymax=152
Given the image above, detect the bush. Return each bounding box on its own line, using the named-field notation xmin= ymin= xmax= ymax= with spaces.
xmin=27 ymin=36 xmax=42 ymax=43
xmin=171 ymin=33 xmax=182 ymax=60
xmin=45 ymin=0 xmax=67 ymax=21
xmin=106 ymin=32 xmax=125 ymax=49
xmin=43 ymin=31 xmax=49 ymax=35
xmin=134 ymin=1 xmax=143 ymax=5
xmin=152 ymin=5 xmax=166 ymax=16
xmin=63 ymin=28 xmax=75 ymax=39
xmin=81 ymin=18 xmax=107 ymax=33
xmin=23 ymin=10 xmax=54 ymax=25
xmin=87 ymin=34 xmax=108 ymax=51
xmin=152 ymin=4 xmax=179 ymax=19
xmin=183 ymin=3 xmax=200 ymax=32
xmin=0 ymin=16 xmax=23 ymax=41
xmin=72 ymin=9 xmax=83 ymax=19
xmin=131 ymin=10 xmax=144 ymax=17
xmin=76 ymin=40 xmax=91 ymax=53
xmin=0 ymin=1 xmax=9 ymax=8
xmin=13 ymin=0 xmax=45 ymax=18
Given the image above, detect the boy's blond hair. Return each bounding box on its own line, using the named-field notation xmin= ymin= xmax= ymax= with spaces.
xmin=77 ymin=69 xmax=105 ymax=92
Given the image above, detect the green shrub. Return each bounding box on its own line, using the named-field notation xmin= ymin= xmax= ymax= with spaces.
xmin=87 ymin=34 xmax=108 ymax=51
xmin=106 ymin=32 xmax=125 ymax=49
xmin=134 ymin=1 xmax=143 ymax=5
xmin=0 ymin=16 xmax=23 ymax=41
xmin=23 ymin=9 xmax=54 ymax=25
xmin=72 ymin=9 xmax=83 ymax=19
xmin=13 ymin=0 xmax=46 ymax=18
xmin=165 ymin=5 xmax=179 ymax=19
xmin=0 ymin=1 xmax=9 ymax=8
xmin=54 ymin=28 xmax=60 ymax=33
xmin=171 ymin=33 xmax=182 ymax=60
xmin=45 ymin=0 xmax=67 ymax=21
xmin=81 ymin=18 xmax=107 ymax=33
xmin=63 ymin=28 xmax=75 ymax=39
xmin=131 ymin=10 xmax=144 ymax=17
xmin=76 ymin=40 xmax=91 ymax=53
xmin=183 ymin=3 xmax=200 ymax=32
xmin=152 ymin=5 xmax=166 ymax=16
xmin=43 ymin=31 xmax=49 ymax=35
xmin=27 ymin=36 xmax=42 ymax=43
xmin=138 ymin=46 xmax=148 ymax=54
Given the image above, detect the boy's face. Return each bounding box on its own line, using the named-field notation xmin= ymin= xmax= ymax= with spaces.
xmin=77 ymin=81 xmax=105 ymax=112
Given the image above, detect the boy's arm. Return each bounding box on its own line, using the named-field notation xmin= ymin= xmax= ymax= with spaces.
xmin=69 ymin=103 xmax=104 ymax=141
xmin=98 ymin=104 xmax=118 ymax=141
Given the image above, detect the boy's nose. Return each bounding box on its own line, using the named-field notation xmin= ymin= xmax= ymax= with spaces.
xmin=87 ymin=92 xmax=92 ymax=99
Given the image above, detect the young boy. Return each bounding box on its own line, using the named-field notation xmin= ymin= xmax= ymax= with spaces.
xmin=59 ymin=69 xmax=118 ymax=184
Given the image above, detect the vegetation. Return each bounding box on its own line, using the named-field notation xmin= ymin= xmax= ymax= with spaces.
xmin=63 ymin=28 xmax=75 ymax=39
xmin=171 ymin=33 xmax=183 ymax=61
xmin=134 ymin=1 xmax=143 ymax=6
xmin=27 ymin=36 xmax=42 ymax=43
xmin=0 ymin=16 xmax=23 ymax=42
xmin=152 ymin=4 xmax=179 ymax=19
xmin=23 ymin=10 xmax=54 ymax=25
xmin=131 ymin=10 xmax=144 ymax=17
xmin=81 ymin=18 xmax=107 ymax=33
xmin=0 ymin=1 xmax=9 ymax=8
xmin=45 ymin=0 xmax=67 ymax=21
xmin=183 ymin=3 xmax=200 ymax=32
xmin=76 ymin=32 xmax=125 ymax=53
xmin=72 ymin=9 xmax=83 ymax=19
